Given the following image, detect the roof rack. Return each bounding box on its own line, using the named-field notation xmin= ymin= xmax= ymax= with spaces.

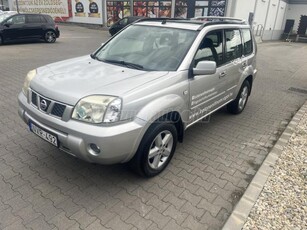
xmin=192 ymin=16 xmax=247 ymax=30
xmin=135 ymin=17 xmax=187 ymax=23
xmin=133 ymin=17 xmax=247 ymax=30
xmin=191 ymin=16 xmax=246 ymax=23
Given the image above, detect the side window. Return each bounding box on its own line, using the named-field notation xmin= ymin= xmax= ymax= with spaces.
xmin=225 ymin=29 xmax=242 ymax=62
xmin=242 ymin=29 xmax=253 ymax=56
xmin=7 ymin=15 xmax=25 ymax=25
xmin=40 ymin=15 xmax=48 ymax=23
xmin=119 ymin=18 xmax=128 ymax=25
xmin=193 ymin=30 xmax=223 ymax=67
xmin=26 ymin=15 xmax=42 ymax=23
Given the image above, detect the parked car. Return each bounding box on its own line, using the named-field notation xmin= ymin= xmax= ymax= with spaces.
xmin=18 ymin=17 xmax=257 ymax=177
xmin=0 ymin=13 xmax=60 ymax=45
xmin=109 ymin=16 xmax=144 ymax=36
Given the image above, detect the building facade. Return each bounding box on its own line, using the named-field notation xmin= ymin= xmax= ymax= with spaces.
xmin=8 ymin=0 xmax=228 ymax=26
xmin=7 ymin=0 xmax=307 ymax=40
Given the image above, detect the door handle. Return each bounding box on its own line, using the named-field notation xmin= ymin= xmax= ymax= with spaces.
xmin=219 ymin=71 xmax=227 ymax=78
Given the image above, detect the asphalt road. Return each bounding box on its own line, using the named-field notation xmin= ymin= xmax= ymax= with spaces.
xmin=0 ymin=25 xmax=306 ymax=230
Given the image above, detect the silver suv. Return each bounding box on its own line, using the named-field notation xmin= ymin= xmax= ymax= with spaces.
xmin=18 ymin=17 xmax=257 ymax=177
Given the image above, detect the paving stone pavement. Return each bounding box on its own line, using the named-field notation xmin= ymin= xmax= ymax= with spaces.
xmin=0 ymin=25 xmax=307 ymax=230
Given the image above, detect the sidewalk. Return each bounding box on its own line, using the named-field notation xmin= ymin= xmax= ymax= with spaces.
xmin=223 ymin=101 xmax=307 ymax=230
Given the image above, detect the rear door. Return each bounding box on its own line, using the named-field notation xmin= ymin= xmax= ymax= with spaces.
xmin=222 ymin=29 xmax=244 ymax=96
xmin=241 ymin=28 xmax=255 ymax=75
xmin=25 ymin=14 xmax=45 ymax=38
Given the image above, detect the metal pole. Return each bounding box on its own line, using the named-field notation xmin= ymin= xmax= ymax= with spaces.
xmin=15 ymin=0 xmax=19 ymax=13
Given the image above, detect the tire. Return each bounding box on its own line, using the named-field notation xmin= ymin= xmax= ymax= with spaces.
xmin=0 ymin=35 xmax=3 ymax=45
xmin=130 ymin=120 xmax=178 ymax=177
xmin=44 ymin=30 xmax=57 ymax=43
xmin=227 ymin=80 xmax=251 ymax=114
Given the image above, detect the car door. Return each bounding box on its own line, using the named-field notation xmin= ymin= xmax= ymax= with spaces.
xmin=188 ymin=30 xmax=231 ymax=125
xmin=222 ymin=29 xmax=244 ymax=96
xmin=24 ymin=14 xmax=44 ymax=38
xmin=2 ymin=14 xmax=26 ymax=40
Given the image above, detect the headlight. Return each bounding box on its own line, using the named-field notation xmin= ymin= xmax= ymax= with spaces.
xmin=72 ymin=96 xmax=122 ymax=124
xmin=22 ymin=69 xmax=36 ymax=96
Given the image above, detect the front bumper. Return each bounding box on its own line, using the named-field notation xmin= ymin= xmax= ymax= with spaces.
xmin=18 ymin=92 xmax=145 ymax=164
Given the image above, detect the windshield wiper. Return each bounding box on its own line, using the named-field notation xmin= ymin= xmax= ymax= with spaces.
xmin=90 ymin=53 xmax=97 ymax=60
xmin=103 ymin=59 xmax=144 ymax=70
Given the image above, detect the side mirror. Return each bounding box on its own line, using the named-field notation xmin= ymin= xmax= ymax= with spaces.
xmin=4 ymin=22 xmax=12 ymax=27
xmin=193 ymin=61 xmax=217 ymax=76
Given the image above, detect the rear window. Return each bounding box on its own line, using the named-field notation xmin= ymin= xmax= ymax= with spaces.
xmin=242 ymin=29 xmax=253 ymax=56
xmin=27 ymin=15 xmax=42 ymax=23
xmin=225 ymin=29 xmax=243 ymax=62
xmin=44 ymin=15 xmax=54 ymax=24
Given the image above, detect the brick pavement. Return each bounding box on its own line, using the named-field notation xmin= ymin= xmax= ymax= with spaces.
xmin=0 ymin=26 xmax=307 ymax=230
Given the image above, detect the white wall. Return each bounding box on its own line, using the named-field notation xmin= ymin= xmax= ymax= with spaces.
xmin=285 ymin=4 xmax=307 ymax=32
xmin=253 ymin=0 xmax=270 ymax=27
xmin=227 ymin=0 xmax=290 ymax=40
xmin=232 ymin=0 xmax=257 ymax=20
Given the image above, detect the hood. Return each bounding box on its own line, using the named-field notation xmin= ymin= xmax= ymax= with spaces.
xmin=30 ymin=55 xmax=168 ymax=105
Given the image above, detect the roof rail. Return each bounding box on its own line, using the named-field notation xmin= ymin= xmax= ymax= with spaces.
xmin=135 ymin=17 xmax=187 ymax=24
xmin=191 ymin=16 xmax=246 ymax=23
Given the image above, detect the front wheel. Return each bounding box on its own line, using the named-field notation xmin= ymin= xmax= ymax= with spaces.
xmin=44 ymin=30 xmax=57 ymax=43
xmin=227 ymin=80 xmax=251 ymax=114
xmin=130 ymin=121 xmax=178 ymax=177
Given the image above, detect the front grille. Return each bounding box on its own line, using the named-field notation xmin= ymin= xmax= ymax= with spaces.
xmin=51 ymin=103 xmax=66 ymax=117
xmin=30 ymin=90 xmax=67 ymax=119
xmin=32 ymin=92 xmax=38 ymax=106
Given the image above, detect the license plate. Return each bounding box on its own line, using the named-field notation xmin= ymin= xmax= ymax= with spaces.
xmin=29 ymin=122 xmax=59 ymax=147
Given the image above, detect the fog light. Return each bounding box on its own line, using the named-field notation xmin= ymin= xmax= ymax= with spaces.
xmin=88 ymin=143 xmax=101 ymax=155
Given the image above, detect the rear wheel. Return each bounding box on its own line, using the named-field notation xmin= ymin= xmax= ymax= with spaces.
xmin=227 ymin=80 xmax=251 ymax=114
xmin=44 ymin=30 xmax=56 ymax=43
xmin=130 ymin=121 xmax=178 ymax=177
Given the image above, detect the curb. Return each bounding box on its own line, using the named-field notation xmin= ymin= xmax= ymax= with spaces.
xmin=222 ymin=100 xmax=307 ymax=230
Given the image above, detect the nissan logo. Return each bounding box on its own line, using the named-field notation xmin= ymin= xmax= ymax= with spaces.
xmin=40 ymin=99 xmax=48 ymax=111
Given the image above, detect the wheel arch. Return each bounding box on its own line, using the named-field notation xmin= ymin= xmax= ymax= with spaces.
xmin=136 ymin=94 xmax=187 ymax=143
xmin=245 ymin=75 xmax=253 ymax=95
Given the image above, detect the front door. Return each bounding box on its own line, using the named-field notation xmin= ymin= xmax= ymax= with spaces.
xmin=188 ymin=30 xmax=230 ymax=125
xmin=2 ymin=14 xmax=26 ymax=40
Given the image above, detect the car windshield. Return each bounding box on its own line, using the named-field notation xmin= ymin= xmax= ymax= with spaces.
xmin=0 ymin=13 xmax=15 ymax=23
xmin=95 ymin=25 xmax=197 ymax=71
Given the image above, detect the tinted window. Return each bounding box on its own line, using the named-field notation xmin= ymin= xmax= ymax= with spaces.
xmin=27 ymin=15 xmax=42 ymax=23
xmin=7 ymin=15 xmax=25 ymax=24
xmin=194 ymin=30 xmax=223 ymax=67
xmin=225 ymin=29 xmax=242 ymax=62
xmin=44 ymin=15 xmax=54 ymax=23
xmin=119 ymin=18 xmax=128 ymax=25
xmin=40 ymin=15 xmax=47 ymax=23
xmin=242 ymin=29 xmax=253 ymax=56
